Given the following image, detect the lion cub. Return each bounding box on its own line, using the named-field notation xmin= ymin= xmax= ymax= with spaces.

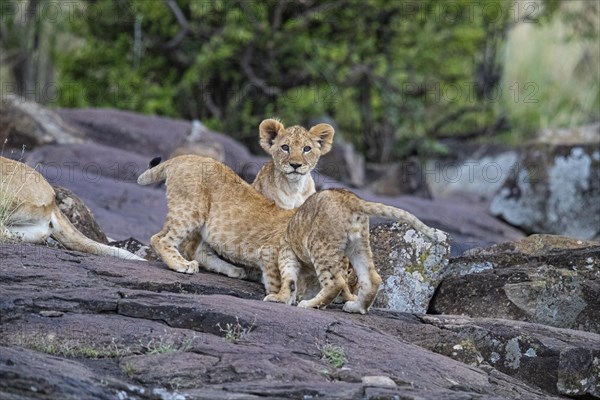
xmin=138 ymin=155 xmax=441 ymax=313
xmin=266 ymin=189 xmax=445 ymax=314
xmin=252 ymin=119 xmax=334 ymax=209
xmin=179 ymin=119 xmax=334 ymax=280
xmin=0 ymin=156 xmax=144 ymax=260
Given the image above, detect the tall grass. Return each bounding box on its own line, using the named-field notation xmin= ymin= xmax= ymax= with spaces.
xmin=499 ymin=1 xmax=600 ymax=138
xmin=0 ymin=144 xmax=26 ymax=241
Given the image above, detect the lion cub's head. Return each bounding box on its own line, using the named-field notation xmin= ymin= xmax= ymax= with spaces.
xmin=259 ymin=119 xmax=334 ymax=181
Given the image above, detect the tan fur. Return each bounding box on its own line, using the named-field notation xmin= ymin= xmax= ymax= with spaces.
xmin=177 ymin=118 xmax=335 ymax=280
xmin=266 ymin=189 xmax=443 ymax=314
xmin=252 ymin=119 xmax=334 ymax=209
xmin=0 ymin=156 xmax=144 ymax=260
xmin=251 ymin=119 xmax=356 ymax=301
xmin=138 ymin=156 xmax=441 ymax=313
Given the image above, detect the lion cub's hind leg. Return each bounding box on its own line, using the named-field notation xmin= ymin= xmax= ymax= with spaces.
xmin=340 ymin=256 xmax=358 ymax=302
xmin=151 ymin=205 xmax=202 ymax=274
xmin=264 ymin=246 xmax=300 ymax=303
xmin=342 ymin=233 xmax=382 ymax=314
xmin=194 ymin=240 xmax=247 ymax=279
xmin=297 ymin=250 xmax=348 ymax=310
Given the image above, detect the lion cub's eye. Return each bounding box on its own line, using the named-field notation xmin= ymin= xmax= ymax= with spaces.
xmin=303 ymin=146 xmax=312 ymax=153
xmin=281 ymin=145 xmax=290 ymax=152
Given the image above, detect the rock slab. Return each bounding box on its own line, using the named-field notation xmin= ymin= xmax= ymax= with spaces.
xmin=490 ymin=124 xmax=600 ymax=239
xmin=0 ymin=242 xmax=572 ymax=400
xmin=430 ymin=235 xmax=600 ymax=334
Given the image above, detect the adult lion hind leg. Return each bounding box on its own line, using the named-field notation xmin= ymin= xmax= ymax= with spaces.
xmin=342 ymin=236 xmax=382 ymax=314
xmin=151 ymin=209 xmax=201 ymax=274
xmin=297 ymin=252 xmax=347 ymax=310
xmin=5 ymin=221 xmax=52 ymax=242
xmin=4 ymin=207 xmax=53 ymax=243
xmin=264 ymin=247 xmax=300 ymax=304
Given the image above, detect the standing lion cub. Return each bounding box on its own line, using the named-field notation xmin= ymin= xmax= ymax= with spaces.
xmin=138 ymin=155 xmax=442 ymax=313
xmin=0 ymin=156 xmax=144 ymax=260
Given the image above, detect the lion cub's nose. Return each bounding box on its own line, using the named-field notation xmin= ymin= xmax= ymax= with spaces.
xmin=290 ymin=163 xmax=301 ymax=170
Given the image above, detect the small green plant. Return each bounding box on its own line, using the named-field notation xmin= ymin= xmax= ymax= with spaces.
xmin=138 ymin=335 xmax=195 ymax=355
xmin=122 ymin=362 xmax=137 ymax=378
xmin=320 ymin=343 xmax=346 ymax=369
xmin=217 ymin=317 xmax=254 ymax=343
xmin=140 ymin=337 xmax=178 ymax=355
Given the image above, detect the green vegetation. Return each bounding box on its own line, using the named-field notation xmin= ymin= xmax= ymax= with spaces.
xmin=217 ymin=316 xmax=254 ymax=343
xmin=1 ymin=0 xmax=597 ymax=159
xmin=122 ymin=362 xmax=138 ymax=378
xmin=140 ymin=336 xmax=193 ymax=355
xmin=1 ymin=331 xmax=195 ymax=359
xmin=3 ymin=334 xmax=134 ymax=359
xmin=499 ymin=1 xmax=599 ymax=139
xmin=320 ymin=343 xmax=346 ymax=369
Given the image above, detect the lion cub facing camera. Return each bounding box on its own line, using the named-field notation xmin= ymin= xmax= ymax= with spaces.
xmin=252 ymin=119 xmax=334 ymax=209
xmin=138 ymin=155 xmax=441 ymax=313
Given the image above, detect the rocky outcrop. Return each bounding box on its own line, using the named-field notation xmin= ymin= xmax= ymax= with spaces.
xmin=366 ymin=159 xmax=432 ymax=198
xmin=418 ymin=315 xmax=600 ymax=398
xmin=317 ymin=137 xmax=366 ymax=188
xmin=429 ymin=235 xmax=600 ymax=334
xmin=169 ymin=120 xmax=225 ymax=162
xmin=0 ymin=95 xmax=83 ymax=149
xmin=57 ymin=108 xmax=267 ymax=183
xmin=426 ymin=149 xmax=518 ymax=200
xmin=490 ymin=123 xmax=600 ymax=239
xmin=0 ymin=242 xmax=582 ymax=399
xmin=369 ymin=222 xmax=451 ymax=312
xmin=53 ymin=185 xmax=108 ymax=244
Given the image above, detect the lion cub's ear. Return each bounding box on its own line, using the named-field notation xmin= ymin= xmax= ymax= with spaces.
xmin=259 ymin=119 xmax=285 ymax=152
xmin=308 ymin=123 xmax=335 ymax=155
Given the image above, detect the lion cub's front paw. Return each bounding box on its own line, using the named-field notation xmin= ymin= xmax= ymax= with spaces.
xmin=263 ymin=293 xmax=286 ymax=303
xmin=297 ymin=300 xmax=325 ymax=309
xmin=342 ymin=300 xmax=367 ymax=314
xmin=297 ymin=300 xmax=312 ymax=309
xmin=178 ymin=260 xmax=199 ymax=274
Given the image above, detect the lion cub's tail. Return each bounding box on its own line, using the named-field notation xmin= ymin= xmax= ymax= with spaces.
xmin=357 ymin=199 xmax=442 ymax=242
xmin=137 ymin=157 xmax=167 ymax=186
xmin=51 ymin=206 xmax=145 ymax=260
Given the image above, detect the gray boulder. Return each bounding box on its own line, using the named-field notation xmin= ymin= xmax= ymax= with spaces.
xmin=490 ymin=123 xmax=600 ymax=239
xmin=430 ymin=235 xmax=600 ymax=334
xmin=419 ymin=315 xmax=600 ymax=398
xmin=366 ymin=159 xmax=432 ymax=198
xmin=370 ymin=222 xmax=451 ymax=312
xmin=53 ymin=185 xmax=108 ymax=244
xmin=0 ymin=95 xmax=83 ymax=149
xmin=57 ymin=108 xmax=267 ymax=183
xmin=317 ymin=136 xmax=365 ymax=188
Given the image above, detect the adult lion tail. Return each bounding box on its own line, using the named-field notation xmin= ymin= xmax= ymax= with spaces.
xmin=50 ymin=206 xmax=145 ymax=260
xmin=137 ymin=156 xmax=167 ymax=185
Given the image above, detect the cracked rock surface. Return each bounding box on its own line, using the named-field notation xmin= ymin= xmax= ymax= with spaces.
xmin=1 ymin=242 xmax=595 ymax=399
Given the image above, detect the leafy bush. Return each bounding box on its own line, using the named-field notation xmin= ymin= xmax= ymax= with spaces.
xmin=3 ymin=0 xmax=592 ymax=161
